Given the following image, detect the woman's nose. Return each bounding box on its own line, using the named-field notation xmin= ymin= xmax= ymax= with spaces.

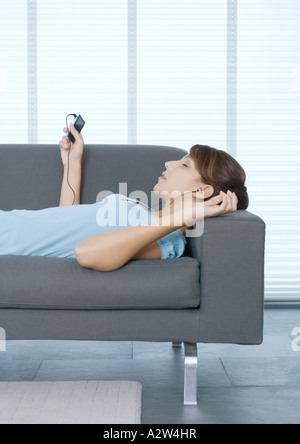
xmin=165 ymin=159 xmax=179 ymax=170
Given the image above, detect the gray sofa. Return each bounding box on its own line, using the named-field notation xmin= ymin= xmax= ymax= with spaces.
xmin=0 ymin=144 xmax=266 ymax=405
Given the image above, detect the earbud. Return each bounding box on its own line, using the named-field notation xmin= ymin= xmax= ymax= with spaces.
xmin=193 ymin=189 xmax=204 ymax=201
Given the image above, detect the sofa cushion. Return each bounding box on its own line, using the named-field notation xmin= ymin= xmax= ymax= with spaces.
xmin=0 ymin=256 xmax=200 ymax=310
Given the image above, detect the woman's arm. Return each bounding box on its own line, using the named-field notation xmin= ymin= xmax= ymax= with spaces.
xmin=75 ymin=191 xmax=238 ymax=272
xmin=75 ymin=216 xmax=182 ymax=272
xmin=59 ymin=160 xmax=82 ymax=207
xmin=59 ymin=124 xmax=84 ymax=207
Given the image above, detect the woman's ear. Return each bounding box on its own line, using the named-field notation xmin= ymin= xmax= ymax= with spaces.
xmin=202 ymin=185 xmax=215 ymax=199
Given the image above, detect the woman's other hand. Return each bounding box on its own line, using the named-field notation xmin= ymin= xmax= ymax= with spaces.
xmin=59 ymin=124 xmax=84 ymax=167
xmin=203 ymin=191 xmax=238 ymax=219
xmin=171 ymin=190 xmax=238 ymax=227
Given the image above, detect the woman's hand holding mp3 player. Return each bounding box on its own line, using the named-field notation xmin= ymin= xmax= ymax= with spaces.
xmin=58 ymin=122 xmax=85 ymax=206
xmin=59 ymin=124 xmax=84 ymax=168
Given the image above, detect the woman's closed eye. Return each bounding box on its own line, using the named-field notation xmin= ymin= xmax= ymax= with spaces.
xmin=183 ymin=163 xmax=189 ymax=167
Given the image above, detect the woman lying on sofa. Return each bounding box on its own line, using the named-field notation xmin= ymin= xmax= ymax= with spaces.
xmin=0 ymin=124 xmax=248 ymax=271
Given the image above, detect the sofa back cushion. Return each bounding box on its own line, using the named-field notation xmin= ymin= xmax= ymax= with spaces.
xmin=0 ymin=144 xmax=187 ymax=210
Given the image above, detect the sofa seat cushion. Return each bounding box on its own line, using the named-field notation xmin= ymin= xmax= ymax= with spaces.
xmin=0 ymin=256 xmax=200 ymax=310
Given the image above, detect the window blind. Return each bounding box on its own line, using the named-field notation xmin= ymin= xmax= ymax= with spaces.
xmin=136 ymin=0 xmax=227 ymax=149
xmin=237 ymin=0 xmax=300 ymax=302
xmin=37 ymin=0 xmax=128 ymax=144
xmin=0 ymin=0 xmax=299 ymax=301
xmin=0 ymin=0 xmax=28 ymax=143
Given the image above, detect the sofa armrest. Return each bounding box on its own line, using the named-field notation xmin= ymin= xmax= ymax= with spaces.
xmin=186 ymin=210 xmax=266 ymax=345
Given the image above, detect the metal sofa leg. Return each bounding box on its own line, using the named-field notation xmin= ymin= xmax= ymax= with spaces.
xmin=184 ymin=342 xmax=198 ymax=405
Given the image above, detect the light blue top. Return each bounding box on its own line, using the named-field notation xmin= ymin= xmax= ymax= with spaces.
xmin=0 ymin=194 xmax=187 ymax=260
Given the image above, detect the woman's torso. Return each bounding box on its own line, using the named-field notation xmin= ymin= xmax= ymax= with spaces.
xmin=0 ymin=194 xmax=186 ymax=259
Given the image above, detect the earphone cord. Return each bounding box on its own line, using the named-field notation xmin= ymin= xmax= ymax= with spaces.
xmin=66 ymin=114 xmax=77 ymax=206
xmin=67 ymin=150 xmax=76 ymax=206
xmin=138 ymin=189 xmax=203 ymax=212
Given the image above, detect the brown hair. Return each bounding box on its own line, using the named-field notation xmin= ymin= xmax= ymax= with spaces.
xmin=190 ymin=145 xmax=249 ymax=210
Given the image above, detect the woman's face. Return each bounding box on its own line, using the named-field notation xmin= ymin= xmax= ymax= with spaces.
xmin=153 ymin=154 xmax=212 ymax=199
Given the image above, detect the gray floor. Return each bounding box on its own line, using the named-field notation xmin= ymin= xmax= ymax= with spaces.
xmin=0 ymin=308 xmax=300 ymax=424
